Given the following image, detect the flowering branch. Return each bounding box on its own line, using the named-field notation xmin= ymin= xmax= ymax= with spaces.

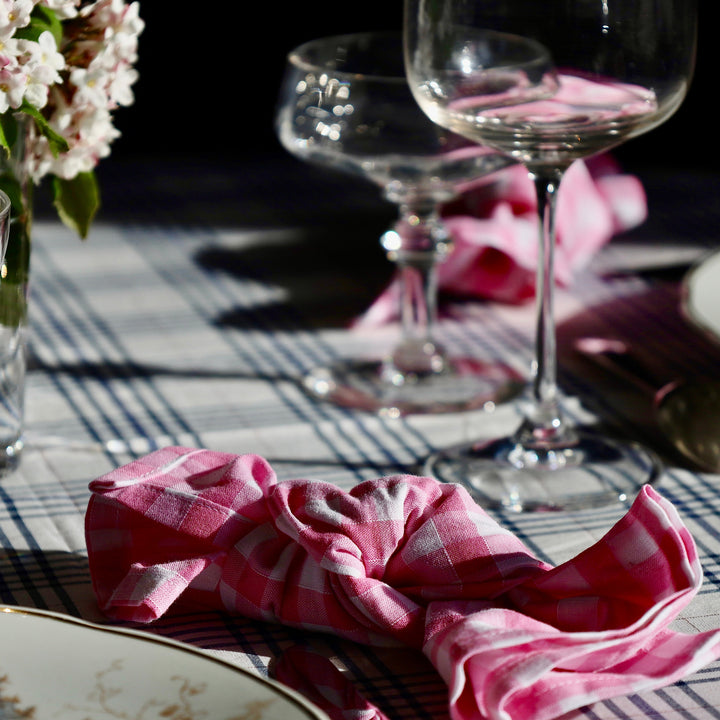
xmin=0 ymin=0 xmax=144 ymax=237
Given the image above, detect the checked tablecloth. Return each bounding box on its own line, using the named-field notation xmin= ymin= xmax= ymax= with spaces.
xmin=1 ymin=161 xmax=720 ymax=720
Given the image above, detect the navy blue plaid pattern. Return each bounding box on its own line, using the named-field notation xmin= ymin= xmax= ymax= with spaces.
xmin=0 ymin=217 xmax=718 ymax=720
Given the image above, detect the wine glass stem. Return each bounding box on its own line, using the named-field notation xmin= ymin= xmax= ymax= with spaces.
xmin=381 ymin=201 xmax=451 ymax=375
xmin=515 ymin=167 xmax=574 ymax=448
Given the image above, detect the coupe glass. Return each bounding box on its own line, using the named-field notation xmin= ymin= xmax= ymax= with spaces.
xmin=405 ymin=0 xmax=697 ymax=509
xmin=276 ymin=32 xmax=524 ymax=416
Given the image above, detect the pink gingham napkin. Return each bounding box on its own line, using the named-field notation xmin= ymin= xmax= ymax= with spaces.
xmin=354 ymin=155 xmax=646 ymax=326
xmin=273 ymin=645 xmax=391 ymax=720
xmin=85 ymin=447 xmax=720 ymax=720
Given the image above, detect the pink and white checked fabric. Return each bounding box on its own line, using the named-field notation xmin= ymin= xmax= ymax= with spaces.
xmin=353 ymin=154 xmax=646 ymax=326
xmin=85 ymin=446 xmax=720 ymax=720
xmin=273 ymin=645 xmax=391 ymax=720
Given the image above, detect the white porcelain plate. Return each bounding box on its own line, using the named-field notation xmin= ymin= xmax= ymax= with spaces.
xmin=0 ymin=605 xmax=328 ymax=720
xmin=682 ymin=249 xmax=720 ymax=345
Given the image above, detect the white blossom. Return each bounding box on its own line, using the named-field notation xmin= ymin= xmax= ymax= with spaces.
xmin=22 ymin=31 xmax=64 ymax=77
xmin=39 ymin=0 xmax=80 ymax=19
xmin=69 ymin=65 xmax=109 ymax=107
xmin=0 ymin=0 xmax=147 ymax=182
xmin=107 ymin=63 xmax=136 ymax=106
xmin=0 ymin=54 xmax=27 ymax=112
xmin=0 ymin=0 xmax=34 ymax=41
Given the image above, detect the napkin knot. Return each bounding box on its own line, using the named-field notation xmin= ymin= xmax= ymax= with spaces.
xmin=85 ymin=447 xmax=720 ymax=720
xmin=86 ymin=447 xmax=549 ymax=646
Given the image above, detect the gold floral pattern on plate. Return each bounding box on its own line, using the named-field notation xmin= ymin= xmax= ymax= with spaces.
xmin=0 ymin=606 xmax=327 ymax=720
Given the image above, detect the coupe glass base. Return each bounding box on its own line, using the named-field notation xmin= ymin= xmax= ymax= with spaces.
xmin=303 ymin=357 xmax=525 ymax=416
xmin=423 ymin=431 xmax=663 ymax=512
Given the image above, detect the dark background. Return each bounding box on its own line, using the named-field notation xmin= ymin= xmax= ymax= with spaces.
xmin=36 ymin=1 xmax=709 ymax=331
xmin=61 ymin=2 xmax=714 ymax=233
xmin=108 ymin=2 xmax=712 ymax=170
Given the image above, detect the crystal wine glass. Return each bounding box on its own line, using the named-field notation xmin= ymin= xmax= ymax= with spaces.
xmin=404 ymin=0 xmax=697 ymax=509
xmin=276 ymin=31 xmax=524 ymax=416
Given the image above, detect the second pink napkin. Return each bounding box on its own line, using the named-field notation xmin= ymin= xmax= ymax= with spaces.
xmin=354 ymin=155 xmax=646 ymax=327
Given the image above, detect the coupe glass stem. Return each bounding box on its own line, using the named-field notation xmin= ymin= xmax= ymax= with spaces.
xmin=381 ymin=200 xmax=451 ymax=378
xmin=512 ymin=168 xmax=577 ymax=453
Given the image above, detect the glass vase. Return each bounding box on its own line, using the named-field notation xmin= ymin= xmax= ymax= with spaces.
xmin=0 ymin=115 xmax=32 ymax=470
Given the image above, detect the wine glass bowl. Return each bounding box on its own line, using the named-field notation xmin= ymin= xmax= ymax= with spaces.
xmin=404 ymin=0 xmax=697 ymax=509
xmin=407 ymin=22 xmax=694 ymax=170
xmin=276 ymin=32 xmax=524 ymax=415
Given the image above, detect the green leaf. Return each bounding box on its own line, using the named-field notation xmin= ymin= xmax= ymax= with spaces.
xmin=0 ymin=122 xmax=9 ymax=157
xmin=52 ymin=171 xmax=100 ymax=239
xmin=14 ymin=5 xmax=63 ymax=45
xmin=1 ymin=213 xmax=32 ymax=289
xmin=19 ymin=103 xmax=69 ymax=157
xmin=0 ymin=181 xmax=32 ymax=327
xmin=0 ymin=114 xmax=17 ymax=156
xmin=0 ymin=281 xmax=28 ymax=328
xmin=0 ymin=172 xmax=25 ymax=219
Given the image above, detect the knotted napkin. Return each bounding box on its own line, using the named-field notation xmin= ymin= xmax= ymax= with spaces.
xmin=273 ymin=645 xmax=391 ymax=720
xmin=354 ymin=155 xmax=646 ymax=327
xmin=85 ymin=447 xmax=720 ymax=720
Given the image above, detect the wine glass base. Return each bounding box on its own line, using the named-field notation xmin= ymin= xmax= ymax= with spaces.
xmin=423 ymin=431 xmax=663 ymax=512
xmin=303 ymin=357 xmax=524 ymax=416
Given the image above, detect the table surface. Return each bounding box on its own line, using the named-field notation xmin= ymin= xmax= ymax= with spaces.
xmin=3 ymin=156 xmax=720 ymax=720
